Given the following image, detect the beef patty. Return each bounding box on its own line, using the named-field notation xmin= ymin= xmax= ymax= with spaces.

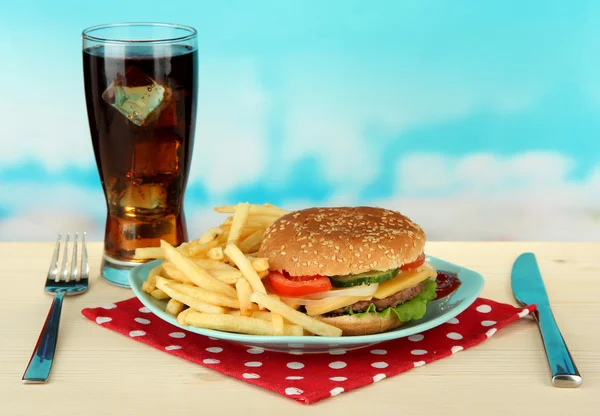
xmin=324 ymin=281 xmax=427 ymax=316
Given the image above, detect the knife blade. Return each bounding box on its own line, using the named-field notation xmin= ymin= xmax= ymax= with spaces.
xmin=511 ymin=252 xmax=582 ymax=388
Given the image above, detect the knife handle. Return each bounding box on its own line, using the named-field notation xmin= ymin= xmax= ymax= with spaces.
xmin=533 ymin=305 xmax=582 ymax=388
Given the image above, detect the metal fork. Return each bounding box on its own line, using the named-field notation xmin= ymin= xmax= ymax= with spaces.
xmin=22 ymin=232 xmax=89 ymax=383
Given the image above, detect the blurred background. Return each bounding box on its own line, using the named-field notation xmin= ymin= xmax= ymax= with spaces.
xmin=1 ymin=0 xmax=599 ymax=241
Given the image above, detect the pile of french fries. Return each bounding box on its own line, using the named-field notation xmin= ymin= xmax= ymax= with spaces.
xmin=137 ymin=203 xmax=343 ymax=337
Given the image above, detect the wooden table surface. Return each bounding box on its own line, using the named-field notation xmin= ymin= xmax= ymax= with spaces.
xmin=1 ymin=242 xmax=599 ymax=415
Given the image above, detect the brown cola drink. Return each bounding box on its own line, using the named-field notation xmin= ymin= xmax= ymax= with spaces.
xmin=83 ymin=26 xmax=197 ymax=286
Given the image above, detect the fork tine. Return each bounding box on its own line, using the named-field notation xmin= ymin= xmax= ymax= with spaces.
xmin=79 ymin=232 xmax=89 ymax=281
xmin=47 ymin=234 xmax=61 ymax=282
xmin=57 ymin=233 xmax=70 ymax=283
xmin=68 ymin=232 xmax=79 ymax=283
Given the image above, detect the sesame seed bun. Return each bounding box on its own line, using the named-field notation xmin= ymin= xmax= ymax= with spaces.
xmin=313 ymin=313 xmax=404 ymax=336
xmin=259 ymin=206 xmax=426 ymax=277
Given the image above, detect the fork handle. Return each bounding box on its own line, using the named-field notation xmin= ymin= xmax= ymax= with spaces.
xmin=22 ymin=292 xmax=65 ymax=383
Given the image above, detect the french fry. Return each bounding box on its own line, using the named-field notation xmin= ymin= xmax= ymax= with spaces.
xmin=155 ymin=277 xmax=227 ymax=314
xmin=198 ymin=227 xmax=224 ymax=244
xmin=141 ymin=264 xmax=162 ymax=293
xmin=214 ymin=204 xmax=289 ymax=217
xmin=235 ymin=279 xmax=254 ymax=317
xmin=150 ymin=289 xmax=170 ymax=300
xmin=161 ymin=240 xmax=237 ymax=298
xmin=252 ymin=311 xmax=272 ymax=321
xmin=207 ymin=246 xmax=224 ymax=261
xmin=240 ymin=227 xmax=265 ymax=240
xmin=177 ymin=308 xmax=193 ymax=326
xmin=161 ymin=262 xmax=190 ymax=283
xmin=208 ymin=268 xmax=243 ymax=284
xmin=165 ymin=299 xmax=185 ymax=316
xmin=157 ymin=276 xmax=239 ymax=309
xmin=249 ymin=292 xmax=343 ymax=337
xmin=238 ymin=230 xmax=265 ymax=253
xmin=134 ymin=247 xmax=164 ymax=259
xmin=224 ymin=244 xmax=267 ymax=295
xmin=248 ymin=256 xmax=269 ymax=272
xmin=246 ymin=215 xmax=279 ymax=228
xmin=191 ymin=258 xmax=237 ymax=270
xmin=270 ymin=294 xmax=285 ymax=335
xmin=227 ymin=202 xmax=250 ymax=245
xmin=184 ymin=311 xmax=302 ymax=336
xmin=187 ymin=239 xmax=221 ymax=256
xmin=258 ymin=269 xmax=269 ymax=278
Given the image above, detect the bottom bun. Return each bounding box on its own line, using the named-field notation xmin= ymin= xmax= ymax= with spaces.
xmin=314 ymin=313 xmax=405 ymax=336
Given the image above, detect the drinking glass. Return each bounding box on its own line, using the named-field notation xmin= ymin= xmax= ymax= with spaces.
xmin=82 ymin=23 xmax=198 ymax=287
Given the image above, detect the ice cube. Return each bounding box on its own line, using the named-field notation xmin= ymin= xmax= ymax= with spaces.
xmin=102 ymin=69 xmax=172 ymax=126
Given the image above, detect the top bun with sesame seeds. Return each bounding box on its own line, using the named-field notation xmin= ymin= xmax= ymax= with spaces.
xmin=259 ymin=206 xmax=426 ymax=277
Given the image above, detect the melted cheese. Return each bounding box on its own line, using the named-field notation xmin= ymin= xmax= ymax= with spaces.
xmin=304 ymin=296 xmax=372 ymax=316
xmin=373 ymin=263 xmax=437 ymax=299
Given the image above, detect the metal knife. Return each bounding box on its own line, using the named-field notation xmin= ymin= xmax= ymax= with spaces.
xmin=511 ymin=252 xmax=582 ymax=388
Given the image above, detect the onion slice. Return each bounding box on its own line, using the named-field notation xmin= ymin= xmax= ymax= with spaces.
xmin=279 ymin=283 xmax=379 ymax=306
xmin=305 ymin=283 xmax=379 ymax=299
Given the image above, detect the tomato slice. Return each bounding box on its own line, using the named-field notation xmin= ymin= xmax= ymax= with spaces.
xmin=400 ymin=253 xmax=426 ymax=270
xmin=268 ymin=271 xmax=333 ymax=297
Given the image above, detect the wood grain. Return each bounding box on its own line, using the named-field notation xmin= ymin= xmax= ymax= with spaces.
xmin=1 ymin=242 xmax=598 ymax=415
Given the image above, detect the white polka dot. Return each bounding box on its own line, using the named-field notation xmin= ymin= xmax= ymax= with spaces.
xmin=328 ymin=348 xmax=347 ymax=355
xmin=203 ymin=358 xmax=220 ymax=364
xmin=371 ymin=361 xmax=389 ymax=369
xmin=447 ymin=317 xmax=459 ymax=324
xmin=518 ymin=309 xmax=530 ymax=318
xmin=413 ymin=361 xmax=426 ymax=367
xmin=330 ymin=387 xmax=344 ymax=396
xmin=481 ymin=320 xmax=497 ymax=327
xmin=245 ymin=361 xmax=263 ymax=367
xmin=206 ymin=347 xmax=223 ymax=353
xmin=288 ymin=350 xmax=304 ymax=355
xmin=129 ymin=330 xmax=146 ymax=337
xmin=373 ymin=373 xmax=386 ymax=382
xmin=165 ymin=345 xmax=181 ymax=351
xmin=486 ymin=328 xmax=497 ymax=338
xmin=138 ymin=307 xmax=151 ymax=313
xmin=102 ymin=303 xmax=117 ymax=310
xmin=287 ymin=362 xmax=304 ymax=370
xmin=408 ymin=334 xmax=424 ymax=342
xmin=247 ymin=347 xmax=264 ymax=354
xmin=285 ymin=387 xmax=303 ymax=395
xmin=476 ymin=304 xmax=492 ymax=313
xmin=286 ymin=376 xmax=304 ymax=380
xmin=370 ymin=349 xmax=388 ymax=355
xmin=329 ymin=376 xmax=347 ymax=382
xmin=134 ymin=317 xmax=151 ymax=325
xmin=447 ymin=332 xmax=463 ymax=340
xmin=329 ymin=361 xmax=347 ymax=369
xmin=451 ymin=346 xmax=464 ymax=354
xmin=411 ymin=349 xmax=428 ymax=356
xmin=95 ymin=317 xmax=111 ymax=324
xmin=169 ymin=332 xmax=186 ymax=339
xmin=243 ymin=373 xmax=260 ymax=379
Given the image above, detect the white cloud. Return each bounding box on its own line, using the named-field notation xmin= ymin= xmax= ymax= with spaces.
xmin=0 ymin=182 xmax=106 ymax=241
xmin=280 ymin=54 xmax=544 ymax=190
xmin=187 ymin=58 xmax=269 ymax=195
xmin=397 ymin=151 xmax=577 ymax=195
xmin=382 ymin=151 xmax=600 ymax=241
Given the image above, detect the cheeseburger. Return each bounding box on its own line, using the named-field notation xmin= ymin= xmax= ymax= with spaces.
xmin=258 ymin=206 xmax=438 ymax=336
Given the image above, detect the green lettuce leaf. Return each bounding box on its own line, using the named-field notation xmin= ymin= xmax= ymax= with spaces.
xmin=348 ymin=279 xmax=437 ymax=322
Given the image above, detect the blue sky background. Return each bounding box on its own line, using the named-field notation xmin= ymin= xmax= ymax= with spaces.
xmin=1 ymin=1 xmax=599 ymax=241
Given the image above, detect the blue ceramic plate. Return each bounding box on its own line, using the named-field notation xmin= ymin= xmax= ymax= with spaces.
xmin=129 ymin=256 xmax=484 ymax=353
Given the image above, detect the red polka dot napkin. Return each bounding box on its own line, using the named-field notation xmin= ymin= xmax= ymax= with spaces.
xmin=82 ymin=298 xmax=535 ymax=405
